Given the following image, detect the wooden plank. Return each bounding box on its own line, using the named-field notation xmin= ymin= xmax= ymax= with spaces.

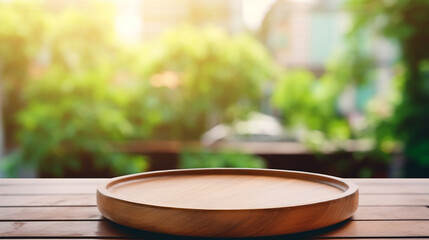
xmin=0 ymin=221 xmax=429 ymax=238
xmin=1 ymin=206 xmax=427 ymax=221
xmin=0 ymin=194 xmax=96 ymax=206
xmin=0 ymin=221 xmax=131 ymax=238
xmin=353 ymin=179 xmax=429 ymax=194
xmin=351 ymin=178 xmax=429 ymax=184
xmin=0 ymin=179 xmax=102 ymax=195
xmin=0 ymin=178 xmax=427 ymax=187
xmin=0 ymin=178 xmax=105 ymax=185
xmin=1 ymin=179 xmax=428 ymax=195
xmin=316 ymin=220 xmax=429 ymax=238
xmin=359 ymin=194 xmax=429 ymax=205
xmin=2 ymin=183 xmax=428 ymax=195
xmin=357 ymin=184 xmax=429 ymax=194
xmin=0 ymin=206 xmax=102 ymax=220
xmin=353 ymin=206 xmax=429 ymax=220
xmin=2 ymin=178 xmax=427 ymax=185
xmin=0 ymin=184 xmax=98 ymax=195
xmin=1 ymin=193 xmax=427 ymax=207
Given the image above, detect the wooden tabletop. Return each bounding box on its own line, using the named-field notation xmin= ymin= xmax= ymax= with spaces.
xmin=1 ymin=177 xmax=428 ymax=239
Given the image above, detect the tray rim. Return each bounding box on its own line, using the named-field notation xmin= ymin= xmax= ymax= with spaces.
xmin=97 ymin=168 xmax=358 ymax=211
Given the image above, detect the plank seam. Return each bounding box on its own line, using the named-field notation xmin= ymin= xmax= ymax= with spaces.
xmin=3 ymin=193 xmax=429 ymax=196
xmin=1 ymin=204 xmax=427 ymax=208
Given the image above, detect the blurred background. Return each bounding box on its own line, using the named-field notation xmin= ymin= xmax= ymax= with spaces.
xmin=1 ymin=0 xmax=428 ymax=178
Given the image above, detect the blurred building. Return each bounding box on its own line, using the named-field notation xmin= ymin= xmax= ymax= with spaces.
xmin=260 ymin=0 xmax=346 ymax=73
xmin=141 ymin=0 xmax=242 ymax=39
xmin=31 ymin=0 xmax=242 ymax=42
xmin=260 ymin=0 xmax=397 ymax=116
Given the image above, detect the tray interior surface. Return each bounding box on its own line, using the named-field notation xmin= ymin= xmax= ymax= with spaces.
xmin=107 ymin=172 xmax=345 ymax=210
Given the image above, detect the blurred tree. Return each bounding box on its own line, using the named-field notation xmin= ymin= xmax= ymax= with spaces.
xmin=348 ymin=0 xmax=429 ymax=176
xmin=11 ymin=64 xmax=148 ymax=177
xmin=0 ymin=5 xmax=278 ymax=176
xmin=1 ymin=4 xmax=149 ymax=177
xmin=135 ymin=26 xmax=277 ymax=140
xmin=271 ymin=42 xmax=374 ymax=147
xmin=269 ymin=11 xmax=380 ymax=176
xmin=0 ymin=2 xmax=47 ymax=152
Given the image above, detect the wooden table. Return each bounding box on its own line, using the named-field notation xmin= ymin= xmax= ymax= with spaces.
xmin=1 ymin=178 xmax=428 ymax=239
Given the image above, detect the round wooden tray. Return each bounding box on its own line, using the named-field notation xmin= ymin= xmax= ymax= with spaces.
xmin=97 ymin=168 xmax=358 ymax=237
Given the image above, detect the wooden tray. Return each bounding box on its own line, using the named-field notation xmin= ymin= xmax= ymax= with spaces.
xmin=97 ymin=168 xmax=358 ymax=237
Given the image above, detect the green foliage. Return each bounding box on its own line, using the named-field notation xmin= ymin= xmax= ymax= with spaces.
xmin=271 ymin=44 xmax=374 ymax=146
xmin=271 ymin=0 xmax=429 ymax=177
xmin=0 ymin=4 xmax=278 ymax=176
xmin=0 ymin=2 xmax=47 ymax=78
xmin=0 ymin=1 xmax=48 ymax=149
xmin=179 ymin=149 xmax=266 ymax=169
xmin=1 ymin=3 xmax=149 ymax=177
xmin=347 ymin=0 xmax=429 ymax=175
xmin=135 ymin=26 xmax=277 ymax=140
xmin=12 ymin=66 xmax=148 ymax=177
xmin=347 ymin=0 xmax=429 ymax=41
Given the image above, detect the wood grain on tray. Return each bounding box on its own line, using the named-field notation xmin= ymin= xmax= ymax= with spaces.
xmin=97 ymin=168 xmax=358 ymax=237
